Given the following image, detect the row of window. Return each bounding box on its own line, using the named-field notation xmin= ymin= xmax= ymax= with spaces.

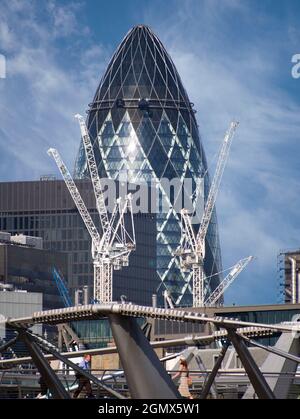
xmin=0 ymin=214 xmax=86 ymax=230
xmin=154 ymin=319 xmax=205 ymax=335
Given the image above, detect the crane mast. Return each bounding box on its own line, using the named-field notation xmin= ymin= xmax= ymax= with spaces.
xmin=178 ymin=121 xmax=239 ymax=307
xmin=48 ymin=116 xmax=136 ymax=303
xmin=93 ymin=194 xmax=135 ymax=303
xmin=204 ymin=256 xmax=254 ymax=306
xmin=52 ymin=267 xmax=73 ymax=308
xmin=196 ymin=121 xmax=239 ymax=257
xmin=47 ymin=148 xmax=101 ymax=250
xmin=75 ymin=114 xmax=110 ymax=247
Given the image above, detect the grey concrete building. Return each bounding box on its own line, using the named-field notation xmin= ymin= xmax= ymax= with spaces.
xmin=0 ymin=233 xmax=68 ymax=310
xmin=278 ymin=249 xmax=300 ymax=304
xmin=0 ymin=179 xmax=158 ymax=306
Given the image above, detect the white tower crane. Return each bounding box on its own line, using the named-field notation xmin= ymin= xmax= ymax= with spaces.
xmin=163 ymin=289 xmax=175 ymax=309
xmin=178 ymin=121 xmax=239 ymax=307
xmin=204 ymin=256 xmax=254 ymax=306
xmin=74 ymin=114 xmax=110 ymax=249
xmin=48 ymin=117 xmax=136 ymax=303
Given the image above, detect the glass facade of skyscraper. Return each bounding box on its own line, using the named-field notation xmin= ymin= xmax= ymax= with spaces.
xmin=74 ymin=25 xmax=222 ymax=306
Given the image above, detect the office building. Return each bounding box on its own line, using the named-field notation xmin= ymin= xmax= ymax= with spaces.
xmin=74 ymin=25 xmax=223 ymax=306
xmin=0 ymin=179 xmax=158 ymax=306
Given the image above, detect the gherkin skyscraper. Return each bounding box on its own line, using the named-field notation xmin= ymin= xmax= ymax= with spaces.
xmin=75 ymin=25 xmax=222 ymax=306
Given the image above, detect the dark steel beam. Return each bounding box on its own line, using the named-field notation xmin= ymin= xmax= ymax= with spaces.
xmin=200 ymin=343 xmax=229 ymax=399
xmin=0 ymin=333 xmax=19 ymax=353
xmin=0 ymin=327 xmax=275 ymax=369
xmin=239 ymin=334 xmax=300 ymax=364
xmin=141 ymin=320 xmax=152 ymax=340
xmin=6 ymin=303 xmax=299 ymax=336
xmin=243 ymin=323 xmax=300 ymax=399
xmin=227 ymin=329 xmax=275 ymax=399
xmin=28 ymin=331 xmax=125 ymax=399
xmin=109 ymin=314 xmax=181 ymax=399
xmin=19 ymin=330 xmax=70 ymax=399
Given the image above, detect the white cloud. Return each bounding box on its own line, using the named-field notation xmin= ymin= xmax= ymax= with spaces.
xmin=46 ymin=0 xmax=90 ymax=38
xmin=0 ymin=0 xmax=111 ymax=180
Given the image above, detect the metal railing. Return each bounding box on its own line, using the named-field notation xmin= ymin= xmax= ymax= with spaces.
xmin=1 ymin=367 xmax=300 ymax=399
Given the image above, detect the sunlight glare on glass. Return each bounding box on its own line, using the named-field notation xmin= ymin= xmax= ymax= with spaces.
xmin=128 ymin=140 xmax=136 ymax=154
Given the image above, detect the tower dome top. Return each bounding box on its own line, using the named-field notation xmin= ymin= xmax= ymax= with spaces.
xmin=90 ymin=23 xmax=193 ymax=118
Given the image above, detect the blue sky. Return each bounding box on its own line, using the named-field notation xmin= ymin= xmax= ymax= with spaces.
xmin=0 ymin=0 xmax=300 ymax=306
